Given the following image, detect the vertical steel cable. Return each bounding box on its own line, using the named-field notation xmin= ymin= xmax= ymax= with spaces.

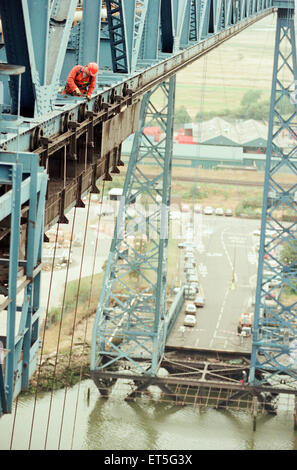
xmin=57 ymin=183 xmax=94 ymax=449
xmin=27 ymin=222 xmax=61 ymax=449
xmin=10 ymin=223 xmax=61 ymax=450
xmin=9 ymin=396 xmax=18 ymax=450
xmin=70 ymin=181 xmax=106 ymax=449
xmin=43 ymin=208 xmax=77 ymax=449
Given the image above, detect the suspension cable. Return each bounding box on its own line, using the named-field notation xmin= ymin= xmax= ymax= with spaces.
xmin=27 ymin=222 xmax=61 ymax=449
xmin=57 ymin=183 xmax=95 ymax=449
xmin=43 ymin=207 xmax=77 ymax=450
xmin=70 ymin=180 xmax=106 ymax=449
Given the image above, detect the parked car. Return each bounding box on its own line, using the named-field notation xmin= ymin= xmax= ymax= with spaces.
xmin=184 ymin=242 xmax=196 ymax=249
xmin=186 ymin=268 xmax=196 ymax=277
xmin=189 ymin=275 xmax=199 ymax=284
xmin=215 ymin=207 xmax=224 ymax=216
xmin=194 ymin=295 xmax=205 ymax=307
xmin=184 ymin=263 xmax=195 ymax=272
xmin=185 ymin=251 xmax=196 ymax=261
xmin=185 ymin=303 xmax=196 ymax=315
xmin=184 ymin=315 xmax=196 ymax=327
xmin=170 ymin=211 xmax=181 ymax=220
xmin=225 ymin=208 xmax=233 ymax=217
xmin=194 ymin=204 xmax=202 ymax=213
xmin=191 ymin=283 xmax=200 ymax=293
xmin=181 ymin=203 xmax=191 ymax=213
xmin=204 ymin=206 xmax=213 ymax=215
xmin=184 ymin=285 xmax=196 ymax=300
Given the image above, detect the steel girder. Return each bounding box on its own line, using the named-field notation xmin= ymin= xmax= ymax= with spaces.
xmin=0 ymin=153 xmax=48 ymax=415
xmin=0 ymin=0 xmax=275 ymax=153
xmin=91 ymin=76 xmax=176 ymax=378
xmin=249 ymin=8 xmax=297 ymax=390
xmin=0 ymin=0 xmax=78 ymax=117
xmin=0 ymin=0 xmax=276 ymax=120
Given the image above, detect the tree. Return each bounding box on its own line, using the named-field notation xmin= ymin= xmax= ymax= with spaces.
xmin=174 ymin=106 xmax=192 ymax=125
xmin=280 ymin=240 xmax=297 ymax=267
xmin=240 ymin=89 xmax=263 ymax=108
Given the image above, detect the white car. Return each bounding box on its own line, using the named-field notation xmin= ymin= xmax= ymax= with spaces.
xmin=185 ymin=303 xmax=196 ymax=315
xmin=204 ymin=206 xmax=213 ymax=215
xmin=184 ymin=286 xmax=196 ymax=300
xmin=170 ymin=211 xmax=181 ymax=220
xmin=194 ymin=296 xmax=205 ymax=307
xmin=185 ymin=256 xmax=196 ymax=266
xmin=215 ymin=207 xmax=224 ymax=216
xmin=184 ymin=315 xmax=196 ymax=327
xmin=194 ymin=204 xmax=202 ymax=213
xmin=190 ymin=282 xmax=199 ymax=293
xmin=225 ymin=209 xmax=233 ymax=217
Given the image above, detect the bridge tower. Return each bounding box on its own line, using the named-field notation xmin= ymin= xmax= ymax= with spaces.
xmin=91 ymin=76 xmax=176 ymax=391
xmin=249 ymin=4 xmax=297 ymax=390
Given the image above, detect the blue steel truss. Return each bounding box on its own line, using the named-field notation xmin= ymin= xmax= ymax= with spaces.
xmin=0 ymin=153 xmax=48 ymax=416
xmin=249 ymin=7 xmax=297 ymax=390
xmin=91 ymin=76 xmax=176 ymax=377
xmin=0 ymin=0 xmax=275 ymax=153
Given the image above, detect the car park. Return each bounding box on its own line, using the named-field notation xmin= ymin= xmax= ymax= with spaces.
xmin=215 ymin=207 xmax=224 ymax=216
xmin=194 ymin=295 xmax=205 ymax=307
xmin=204 ymin=206 xmax=213 ymax=215
xmin=184 ymin=315 xmax=196 ymax=327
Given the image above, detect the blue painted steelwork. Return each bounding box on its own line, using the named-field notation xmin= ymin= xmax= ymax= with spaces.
xmin=249 ymin=6 xmax=297 ymax=390
xmin=0 ymin=0 xmax=78 ymax=117
xmin=91 ymin=76 xmax=176 ymax=378
xmin=105 ymin=0 xmax=129 ymax=73
xmin=0 ymin=0 xmax=274 ymax=155
xmin=0 ymin=153 xmax=48 ymax=414
xmin=0 ymin=0 xmax=289 ymax=411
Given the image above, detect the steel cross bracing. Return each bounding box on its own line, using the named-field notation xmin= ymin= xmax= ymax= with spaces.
xmin=91 ymin=76 xmax=176 ymax=380
xmin=249 ymin=7 xmax=297 ymax=391
xmin=0 ymin=154 xmax=48 ymax=416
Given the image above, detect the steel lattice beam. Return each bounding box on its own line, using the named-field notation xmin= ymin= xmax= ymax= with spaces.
xmin=249 ymin=7 xmax=297 ymax=390
xmin=105 ymin=0 xmax=129 ymax=73
xmin=0 ymin=154 xmax=48 ymax=415
xmin=91 ymin=75 xmax=176 ymax=379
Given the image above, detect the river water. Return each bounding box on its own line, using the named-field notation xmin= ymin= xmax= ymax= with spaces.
xmin=0 ymin=379 xmax=297 ymax=450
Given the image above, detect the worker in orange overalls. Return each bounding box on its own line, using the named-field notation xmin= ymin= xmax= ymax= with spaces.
xmin=62 ymin=62 xmax=98 ymax=100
